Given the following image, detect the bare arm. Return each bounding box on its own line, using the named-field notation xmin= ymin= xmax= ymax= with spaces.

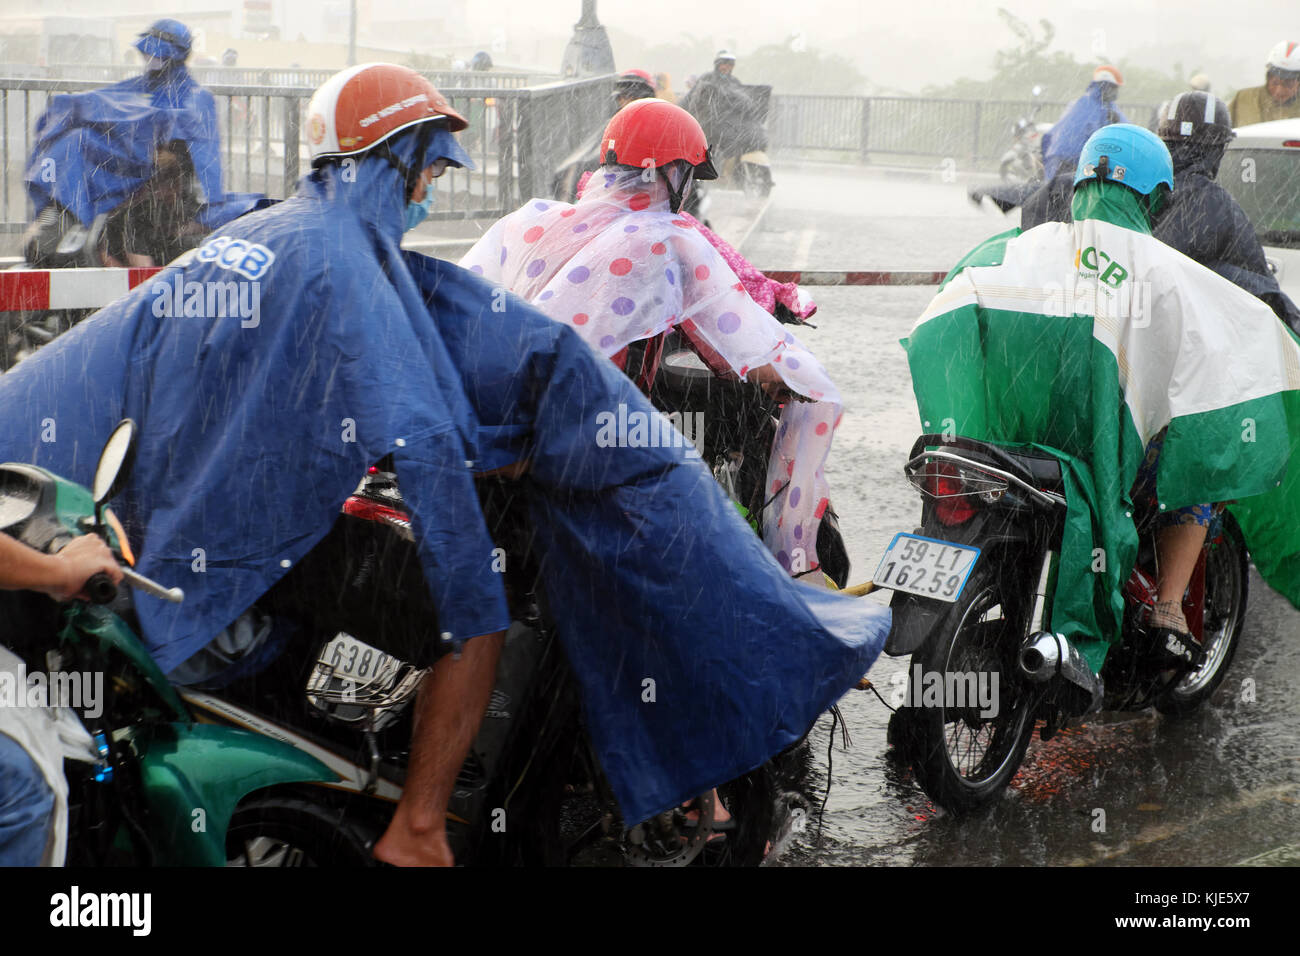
xmin=0 ymin=533 xmax=123 ymax=601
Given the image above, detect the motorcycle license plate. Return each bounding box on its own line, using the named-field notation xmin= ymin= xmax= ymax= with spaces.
xmin=320 ymin=633 xmax=400 ymax=684
xmin=873 ymin=533 xmax=980 ymax=602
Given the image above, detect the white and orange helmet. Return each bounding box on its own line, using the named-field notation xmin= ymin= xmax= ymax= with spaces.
xmin=306 ymin=62 xmax=468 ymax=167
xmin=1266 ymin=41 xmax=1300 ymax=76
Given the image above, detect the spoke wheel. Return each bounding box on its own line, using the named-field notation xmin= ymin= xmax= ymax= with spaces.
xmin=897 ymin=569 xmax=1037 ymax=813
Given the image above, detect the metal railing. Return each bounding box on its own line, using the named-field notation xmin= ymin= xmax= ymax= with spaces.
xmin=23 ymin=64 xmax=559 ymax=89
xmin=769 ymin=93 xmax=1162 ymax=168
xmin=0 ymin=71 xmax=611 ymax=233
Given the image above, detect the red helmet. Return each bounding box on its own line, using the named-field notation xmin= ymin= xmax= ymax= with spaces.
xmin=600 ymin=99 xmax=717 ymax=180
xmin=306 ymin=62 xmax=467 ymax=165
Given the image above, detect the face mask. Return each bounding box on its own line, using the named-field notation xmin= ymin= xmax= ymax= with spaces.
xmin=404 ymin=193 xmax=434 ymax=232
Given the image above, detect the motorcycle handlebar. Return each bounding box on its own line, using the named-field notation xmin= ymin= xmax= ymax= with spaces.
xmin=80 ymin=567 xmax=185 ymax=605
xmin=84 ymin=571 xmax=118 ymax=604
xmin=120 ymin=566 xmax=185 ymax=604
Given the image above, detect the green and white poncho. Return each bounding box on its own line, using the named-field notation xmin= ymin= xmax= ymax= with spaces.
xmin=905 ymin=183 xmax=1300 ymax=672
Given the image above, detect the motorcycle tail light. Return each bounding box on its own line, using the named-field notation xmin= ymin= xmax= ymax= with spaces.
xmin=908 ymin=460 xmax=1008 ymax=526
xmin=342 ymin=496 xmax=414 ymax=541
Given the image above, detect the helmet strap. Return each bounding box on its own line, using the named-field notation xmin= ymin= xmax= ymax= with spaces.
xmin=663 ymin=161 xmax=695 ymax=214
xmin=372 ymin=121 xmax=438 ymax=202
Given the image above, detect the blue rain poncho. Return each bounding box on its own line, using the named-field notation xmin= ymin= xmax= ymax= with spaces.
xmin=24 ymin=65 xmax=259 ymax=229
xmin=0 ymin=130 xmax=889 ymax=823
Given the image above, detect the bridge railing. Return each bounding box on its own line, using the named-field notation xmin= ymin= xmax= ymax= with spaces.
xmin=0 ymin=71 xmax=609 ymax=233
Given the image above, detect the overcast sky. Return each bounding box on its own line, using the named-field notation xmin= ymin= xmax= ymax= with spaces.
xmin=3 ymin=0 xmax=1291 ymax=93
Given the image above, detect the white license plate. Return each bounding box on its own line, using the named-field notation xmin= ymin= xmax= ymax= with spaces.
xmin=873 ymin=533 xmax=980 ymax=602
xmin=320 ymin=633 xmax=400 ymax=684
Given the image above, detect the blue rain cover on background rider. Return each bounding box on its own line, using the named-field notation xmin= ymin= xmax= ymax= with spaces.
xmin=403 ymin=251 xmax=889 ymax=823
xmin=23 ymin=68 xmax=260 ymax=229
xmin=1041 ymin=82 xmax=1130 ymax=180
xmin=0 ymin=139 xmax=888 ymax=824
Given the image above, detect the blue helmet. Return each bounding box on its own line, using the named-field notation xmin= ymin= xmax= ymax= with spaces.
xmin=1073 ymin=123 xmax=1174 ymax=197
xmin=135 ymin=18 xmax=192 ymax=63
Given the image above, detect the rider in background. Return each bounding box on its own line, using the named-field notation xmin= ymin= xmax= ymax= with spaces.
xmin=1023 ymin=91 xmax=1300 ymax=333
xmin=1022 ymin=66 xmax=1127 ymax=229
xmin=22 ymin=18 xmax=226 ymax=268
xmin=1228 ymin=41 xmax=1300 ymax=126
xmin=1153 ymin=91 xmax=1300 ymax=332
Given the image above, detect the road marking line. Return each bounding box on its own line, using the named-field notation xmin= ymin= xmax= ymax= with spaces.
xmin=793 ymin=227 xmax=816 ymax=271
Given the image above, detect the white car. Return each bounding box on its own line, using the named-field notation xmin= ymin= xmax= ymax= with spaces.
xmin=1218 ymin=118 xmax=1300 ymax=302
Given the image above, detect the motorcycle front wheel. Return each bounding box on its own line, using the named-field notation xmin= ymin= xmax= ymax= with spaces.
xmin=225 ymin=795 xmax=378 ymax=867
xmin=894 ymin=567 xmax=1037 ymax=813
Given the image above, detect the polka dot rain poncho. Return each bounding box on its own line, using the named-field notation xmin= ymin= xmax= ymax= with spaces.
xmin=460 ymin=167 xmax=844 ymax=578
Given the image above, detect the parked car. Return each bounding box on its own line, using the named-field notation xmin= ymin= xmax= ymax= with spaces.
xmin=1219 ymin=118 xmax=1300 ymax=302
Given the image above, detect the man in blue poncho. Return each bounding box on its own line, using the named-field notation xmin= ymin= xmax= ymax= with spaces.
xmin=0 ymin=64 xmax=889 ymax=866
xmin=1022 ymin=65 xmax=1130 ymax=230
xmin=1041 ymin=66 xmax=1128 ymax=181
xmin=22 ymin=19 xmax=257 ymax=268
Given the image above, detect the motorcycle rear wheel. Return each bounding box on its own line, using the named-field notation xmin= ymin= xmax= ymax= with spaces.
xmin=896 ymin=568 xmax=1037 ymax=813
xmin=1155 ymin=512 xmax=1249 ymax=716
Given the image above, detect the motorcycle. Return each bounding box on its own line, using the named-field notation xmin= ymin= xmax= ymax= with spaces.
xmin=968 ymin=86 xmax=1053 ymax=215
xmin=173 ymin=362 xmax=843 ymax=866
xmin=0 ymin=420 xmax=339 ymax=865
xmin=682 ymin=79 xmax=774 ymax=199
xmin=999 ymin=86 xmax=1050 ymax=185
xmin=878 ymin=433 xmax=1248 ymax=813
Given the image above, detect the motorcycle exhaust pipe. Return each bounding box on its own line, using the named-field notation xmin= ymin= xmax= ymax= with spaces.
xmin=1018 ymin=631 xmax=1103 ymax=715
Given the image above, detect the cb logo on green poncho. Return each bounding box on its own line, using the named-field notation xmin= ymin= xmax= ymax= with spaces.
xmin=1076 ymin=245 xmax=1129 ymax=288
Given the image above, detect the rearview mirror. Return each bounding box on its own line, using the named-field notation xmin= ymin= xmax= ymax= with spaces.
xmin=93 ymin=419 xmax=137 ymax=507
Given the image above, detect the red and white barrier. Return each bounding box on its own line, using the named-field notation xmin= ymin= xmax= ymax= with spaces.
xmin=762 ymin=270 xmax=948 ymax=287
xmin=0 ymin=268 xmax=161 ymax=313
xmin=0 ymin=266 xmax=949 ymax=314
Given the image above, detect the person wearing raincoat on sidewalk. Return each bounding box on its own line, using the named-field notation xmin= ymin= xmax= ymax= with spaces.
xmin=461 ymin=98 xmax=842 ymax=583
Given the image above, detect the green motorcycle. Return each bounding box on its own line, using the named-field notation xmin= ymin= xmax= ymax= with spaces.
xmin=0 ymin=420 xmax=339 ymax=866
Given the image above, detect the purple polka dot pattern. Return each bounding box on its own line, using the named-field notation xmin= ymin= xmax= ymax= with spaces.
xmin=604 ymin=172 xmax=617 ymax=187
xmin=793 ymin=524 xmax=803 ymax=540
xmin=776 ymin=550 xmax=790 ymax=570
xmin=499 ymin=247 xmax=508 ymax=265
xmin=534 ymin=201 xmax=550 ymax=211
xmin=539 ymin=290 xmax=554 ymax=301
xmin=784 ymin=333 xmax=795 ymax=344
xmin=624 ymin=225 xmax=638 ymax=233
xmin=568 ymin=266 xmax=591 ymax=283
xmin=665 ymin=269 xmax=675 ymax=286
xmin=600 ymin=334 xmax=617 ymax=348
xmin=574 ymin=222 xmax=589 ymax=233
xmin=526 ymin=259 xmax=546 ymax=278
xmin=786 ymin=357 xmax=800 ymax=370
xmin=789 ymin=487 xmax=802 ymax=508
xmin=716 ymin=312 xmax=740 ymax=333
xmin=470 ymin=264 xmax=484 ymax=275
xmin=611 ymin=297 xmax=636 ymax=315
